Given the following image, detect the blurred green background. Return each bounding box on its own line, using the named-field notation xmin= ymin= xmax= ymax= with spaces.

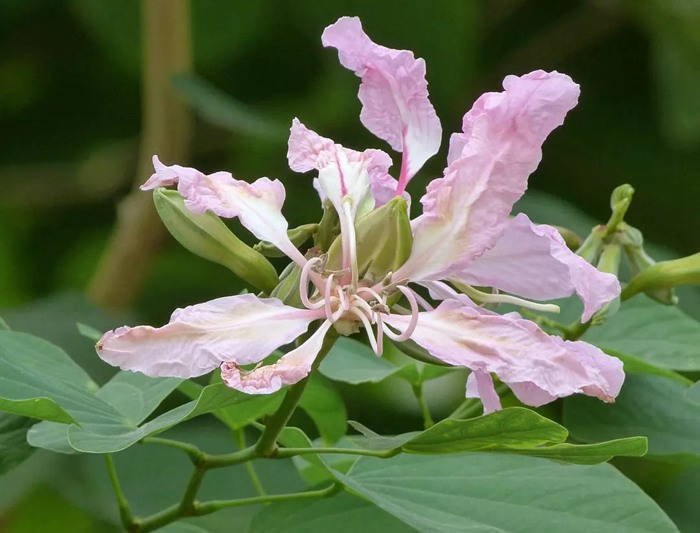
xmin=1 ymin=1 xmax=699 ymax=531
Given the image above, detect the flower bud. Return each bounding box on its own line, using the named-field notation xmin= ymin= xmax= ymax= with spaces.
xmin=604 ymin=184 xmax=634 ymax=237
xmin=254 ymin=224 xmax=318 ymax=258
xmin=576 ymin=226 xmax=605 ymax=264
xmin=622 ymin=253 xmax=700 ymax=302
xmin=270 ymin=261 xmax=303 ymax=307
xmin=153 ymin=188 xmax=279 ymax=293
xmin=619 ymin=223 xmax=678 ymax=305
xmin=327 ymin=196 xmax=413 ymax=284
xmin=591 ymin=244 xmax=622 ymax=324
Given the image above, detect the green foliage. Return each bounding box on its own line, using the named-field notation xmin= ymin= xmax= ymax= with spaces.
xmin=334 ymin=453 xmax=678 ymax=533
xmin=0 ymin=414 xmax=36 ymax=478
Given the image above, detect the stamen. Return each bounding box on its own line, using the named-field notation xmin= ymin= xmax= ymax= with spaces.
xmin=394 ymin=286 xmax=420 ymax=341
xmin=324 ymin=273 xmax=335 ymax=321
xmin=375 ymin=313 xmax=385 ymax=356
xmin=356 ymin=286 xmax=385 ymax=306
xmin=456 ymin=282 xmax=561 ymax=314
xmin=342 ymin=200 xmax=359 ymax=288
xmin=349 ymin=307 xmax=379 ymax=355
xmin=299 ymin=257 xmax=325 ymax=310
xmin=352 ymin=295 xmax=375 ymax=319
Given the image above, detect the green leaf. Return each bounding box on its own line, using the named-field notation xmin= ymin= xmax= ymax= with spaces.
xmin=0 ymin=330 xmax=118 ymax=425
xmin=28 ymin=371 xmax=181 ymax=454
xmin=585 ymin=295 xmax=700 ymax=371
xmin=335 ymin=453 xmax=678 ymax=532
xmin=509 ymin=437 xmax=648 ymax=465
xmin=402 ymin=408 xmax=567 ymax=453
xmin=564 ymin=374 xmax=700 ymax=463
xmin=214 ymin=389 xmax=284 ymax=431
xmin=0 ymin=317 xmax=10 ymax=330
xmin=299 ymin=375 xmax=347 ymax=445
xmin=66 ymin=383 xmax=259 ymax=453
xmin=319 ymin=337 xmax=403 ymax=385
xmin=0 ymin=414 xmax=36 ymax=477
xmin=76 ymin=322 xmax=102 ymax=342
xmin=686 ymin=381 xmax=700 ymax=405
xmin=249 ymin=491 xmax=414 ymax=533
xmin=612 ymin=350 xmax=692 ymax=385
xmin=172 ymin=74 xmax=285 ymax=139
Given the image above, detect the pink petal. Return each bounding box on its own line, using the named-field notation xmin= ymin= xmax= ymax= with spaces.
xmin=397 ymin=71 xmax=580 ymax=282
xmin=96 ymin=294 xmax=323 ymax=378
xmin=466 ymin=371 xmax=502 ymax=414
xmin=287 ymin=118 xmax=394 ymax=209
xmin=457 ymin=213 xmax=620 ymax=322
xmin=220 ymin=320 xmax=333 ymax=394
xmin=143 ymin=156 xmax=305 ymax=265
xmin=384 ymin=300 xmax=623 ymax=408
xmin=322 ymin=17 xmax=441 ymax=187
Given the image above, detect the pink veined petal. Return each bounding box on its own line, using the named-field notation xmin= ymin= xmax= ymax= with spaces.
xmin=287 ymin=118 xmax=394 ymax=211
xmin=96 ymin=294 xmax=324 ymax=378
xmin=143 ymin=156 xmax=305 ymax=266
xmin=466 ymin=371 xmax=502 ymax=414
xmin=220 ymin=320 xmax=333 ymax=395
xmin=384 ymin=300 xmax=623 ymax=409
xmin=322 ymin=16 xmax=442 ymax=189
xmin=397 ymin=70 xmax=580 ymax=283
xmin=457 ymin=213 xmax=621 ymax=322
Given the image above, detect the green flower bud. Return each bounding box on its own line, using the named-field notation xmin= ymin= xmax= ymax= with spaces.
xmin=254 ymin=224 xmax=319 ymax=258
xmin=554 ymin=226 xmax=583 ymax=251
xmin=327 ymin=196 xmax=413 ymax=284
xmin=622 ymin=253 xmax=700 ymax=303
xmin=153 ymin=188 xmax=279 ymax=293
xmin=604 ymin=184 xmax=635 ymax=237
xmin=576 ymin=226 xmax=605 ymax=264
xmin=315 ymin=199 xmax=340 ymax=252
xmin=270 ymin=261 xmax=303 ymax=307
xmin=619 ymin=223 xmax=677 ymax=305
xmin=591 ymin=244 xmax=622 ymax=324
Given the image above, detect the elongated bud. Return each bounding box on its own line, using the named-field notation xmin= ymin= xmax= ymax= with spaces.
xmin=619 ymin=223 xmax=677 ymax=305
xmin=327 ymin=196 xmax=413 ymax=284
xmin=554 ymin=226 xmax=583 ymax=251
xmin=604 ymin=184 xmax=634 ymax=237
xmin=270 ymin=261 xmax=303 ymax=307
xmin=315 ymin=199 xmax=340 ymax=252
xmin=576 ymin=226 xmax=605 ymax=264
xmin=254 ymin=224 xmax=318 ymax=258
xmin=153 ymin=189 xmax=279 ymax=293
xmin=591 ymin=244 xmax=622 ymax=324
xmin=622 ymin=253 xmax=700 ymax=302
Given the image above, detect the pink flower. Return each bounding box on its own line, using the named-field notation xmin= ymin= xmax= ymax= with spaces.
xmin=96 ymin=16 xmax=623 ymax=413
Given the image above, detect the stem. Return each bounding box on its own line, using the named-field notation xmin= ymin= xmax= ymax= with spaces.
xmin=412 ymin=383 xmax=434 ymax=429
xmin=104 ymin=454 xmax=135 ymax=530
xmin=141 ymin=436 xmax=203 ymax=462
xmin=235 ymin=429 xmax=266 ymax=496
xmin=193 ymin=483 xmax=341 ymax=516
xmin=275 ymin=447 xmax=398 ymax=459
xmin=254 ymin=329 xmax=339 ymax=457
xmin=88 ymin=0 xmax=193 ymax=311
xmin=563 ymin=320 xmax=592 ymax=341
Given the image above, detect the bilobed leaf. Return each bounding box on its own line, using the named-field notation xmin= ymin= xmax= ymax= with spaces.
xmin=508 ymin=437 xmax=648 ymax=465
xmin=335 ymin=453 xmax=677 ymax=532
xmin=249 ymin=491 xmax=415 ymax=533
xmin=0 ymin=414 xmax=36 ymax=477
xmin=564 ymin=374 xmax=700 ymax=463
xmin=299 ymin=375 xmax=347 ymax=444
xmin=585 ymin=295 xmax=700 ymax=371
xmin=28 ymin=371 xmax=181 ymax=453
xmin=320 ymin=337 xmax=403 ymax=384
xmin=0 ymin=331 xmax=120 ymax=425
xmin=66 ymin=383 xmax=259 ymax=453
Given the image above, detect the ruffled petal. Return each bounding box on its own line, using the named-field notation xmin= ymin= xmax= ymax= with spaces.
xmin=465 ymin=370 xmax=502 ymax=414
xmin=385 ymin=300 xmax=623 ymax=408
xmin=143 ymin=156 xmax=305 ymax=265
xmin=457 ymin=213 xmax=620 ymax=321
xmin=397 ymin=71 xmax=580 ymax=282
xmin=220 ymin=320 xmax=333 ymax=394
xmin=96 ymin=294 xmax=323 ymax=378
xmin=322 ymin=17 xmax=441 ymax=187
xmin=287 ymin=118 xmax=394 ymax=211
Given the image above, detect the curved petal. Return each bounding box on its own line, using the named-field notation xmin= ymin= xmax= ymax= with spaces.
xmin=143 ymin=156 xmax=305 ymax=266
xmin=466 ymin=370 xmax=502 ymax=414
xmin=385 ymin=300 xmax=623 ymax=408
xmin=287 ymin=118 xmax=394 ymax=211
xmin=220 ymin=320 xmax=333 ymax=394
xmin=322 ymin=17 xmax=441 ymax=188
xmin=96 ymin=294 xmax=323 ymax=378
xmin=397 ymin=71 xmax=580 ymax=282
xmin=457 ymin=213 xmax=621 ymax=321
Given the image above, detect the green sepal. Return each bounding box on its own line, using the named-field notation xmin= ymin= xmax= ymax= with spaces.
xmin=270 ymin=261 xmax=303 ymax=307
xmin=153 ymin=188 xmax=279 ymax=293
xmin=315 ymin=199 xmax=341 ymax=252
xmin=254 ymin=224 xmax=318 ymax=258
